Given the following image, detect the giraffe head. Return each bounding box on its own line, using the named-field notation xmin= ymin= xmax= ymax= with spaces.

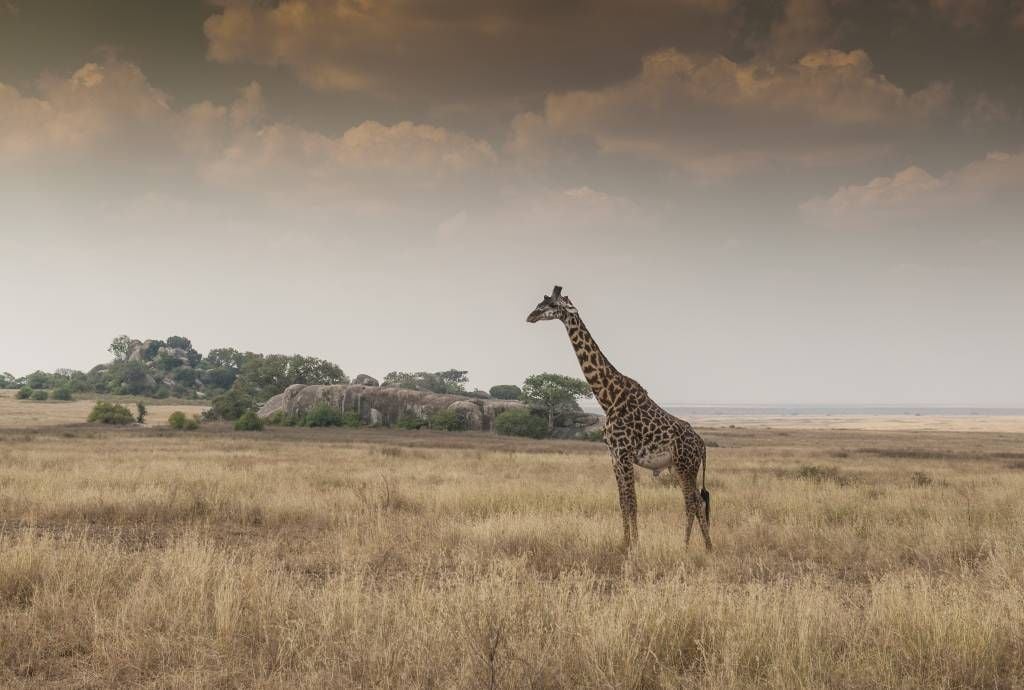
xmin=526 ymin=285 xmax=577 ymax=323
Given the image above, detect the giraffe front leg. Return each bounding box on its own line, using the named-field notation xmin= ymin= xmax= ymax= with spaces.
xmin=611 ymin=452 xmax=638 ymax=550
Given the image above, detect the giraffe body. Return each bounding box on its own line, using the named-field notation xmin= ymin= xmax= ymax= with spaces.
xmin=527 ymin=286 xmax=712 ymax=551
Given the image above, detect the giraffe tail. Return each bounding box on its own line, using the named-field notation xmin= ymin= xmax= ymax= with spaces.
xmin=700 ymin=448 xmax=710 ymax=525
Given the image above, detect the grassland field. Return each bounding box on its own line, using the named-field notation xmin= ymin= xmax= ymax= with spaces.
xmin=2 ymin=390 xmax=1024 ymax=688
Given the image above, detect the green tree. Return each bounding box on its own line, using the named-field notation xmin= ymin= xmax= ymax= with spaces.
xmin=16 ymin=386 xmax=32 ymax=399
xmin=51 ymin=386 xmax=73 ymax=401
xmin=108 ymin=335 xmax=133 ymax=362
xmin=136 ymin=402 xmax=147 ymax=424
xmin=166 ymin=335 xmax=192 ymax=351
xmin=489 ymin=384 xmax=522 ymax=400
xmin=25 ymin=370 xmax=52 ymax=389
xmin=207 ymin=388 xmax=255 ymax=421
xmin=205 ymin=348 xmax=247 ymax=370
xmin=382 ymin=370 xmax=468 ymax=394
xmin=494 ymin=408 xmax=548 ymax=439
xmin=106 ymin=360 xmax=153 ymax=395
xmin=521 ymin=373 xmax=593 ymax=431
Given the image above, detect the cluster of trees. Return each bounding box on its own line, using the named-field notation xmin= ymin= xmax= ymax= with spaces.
xmin=5 ymin=335 xmax=601 ymax=439
xmin=381 ymin=369 xmax=470 ymax=395
xmin=3 ymin=335 xmax=349 ymax=416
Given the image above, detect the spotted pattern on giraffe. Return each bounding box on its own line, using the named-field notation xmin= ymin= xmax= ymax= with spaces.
xmin=527 ymin=286 xmax=712 ymax=552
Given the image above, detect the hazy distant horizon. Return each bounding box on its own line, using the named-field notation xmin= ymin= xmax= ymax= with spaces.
xmin=3 ymin=1 xmax=1022 ymax=407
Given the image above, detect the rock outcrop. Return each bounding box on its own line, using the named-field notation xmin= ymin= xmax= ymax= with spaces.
xmin=258 ymin=383 xmax=606 ymax=437
xmin=258 ymin=383 xmax=605 ymax=437
xmin=258 ymin=384 xmax=527 ymax=431
xmin=351 ymin=374 xmax=379 ymax=387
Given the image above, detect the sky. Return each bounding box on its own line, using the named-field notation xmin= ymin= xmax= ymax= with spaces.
xmin=1 ymin=0 xmax=1023 ymax=406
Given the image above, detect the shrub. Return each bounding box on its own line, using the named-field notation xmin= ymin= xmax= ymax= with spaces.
xmin=31 ymin=390 xmax=49 ymax=401
xmin=489 ymin=384 xmax=522 ymax=400
xmin=16 ymin=386 xmax=33 ymax=400
xmin=396 ymin=414 xmax=426 ymax=430
xmin=234 ymin=411 xmax=264 ymax=431
xmin=207 ymin=388 xmax=255 ymax=421
xmin=304 ymin=403 xmax=344 ymax=428
xmin=428 ymin=409 xmax=466 ymax=432
xmin=265 ymin=411 xmax=299 ymax=427
xmin=341 ymin=410 xmax=362 ymax=428
xmin=582 ymin=429 xmax=605 ymax=442
xmin=87 ymin=401 xmax=135 ymax=425
xmin=494 ymin=408 xmax=548 ymax=439
xmin=51 ymin=386 xmax=73 ymax=401
xmin=168 ymin=411 xmax=200 ymax=431
xmin=136 ymin=402 xmax=147 ymax=424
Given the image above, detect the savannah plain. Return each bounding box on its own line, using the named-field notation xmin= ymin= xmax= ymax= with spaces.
xmin=3 ymin=390 xmax=1024 ymax=688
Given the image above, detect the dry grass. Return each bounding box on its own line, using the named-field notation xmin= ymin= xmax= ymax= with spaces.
xmin=1 ymin=401 xmax=1024 ymax=688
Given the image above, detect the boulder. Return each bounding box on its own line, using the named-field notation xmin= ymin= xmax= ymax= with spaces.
xmin=447 ymin=400 xmax=484 ymax=430
xmin=352 ymin=374 xmax=379 ymax=387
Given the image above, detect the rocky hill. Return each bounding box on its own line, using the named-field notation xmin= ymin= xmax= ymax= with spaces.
xmin=259 ymin=380 xmax=603 ymax=437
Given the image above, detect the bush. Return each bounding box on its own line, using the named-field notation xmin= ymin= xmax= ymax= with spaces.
xmin=396 ymin=414 xmax=426 ymax=430
xmin=207 ymin=388 xmax=255 ymax=421
xmin=304 ymin=403 xmax=344 ymax=428
xmin=87 ymin=401 xmax=135 ymax=425
xmin=31 ymin=390 xmax=49 ymax=401
xmin=428 ymin=409 xmax=466 ymax=432
xmin=265 ymin=411 xmax=299 ymax=427
xmin=234 ymin=411 xmax=264 ymax=431
xmin=16 ymin=386 xmax=33 ymax=400
xmin=341 ymin=410 xmax=362 ymax=428
xmin=136 ymin=402 xmax=147 ymax=424
xmin=51 ymin=386 xmax=73 ymax=401
xmin=489 ymin=384 xmax=522 ymax=400
xmin=494 ymin=408 xmax=549 ymax=439
xmin=168 ymin=411 xmax=200 ymax=431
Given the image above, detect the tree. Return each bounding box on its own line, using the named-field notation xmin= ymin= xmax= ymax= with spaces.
xmin=108 ymin=335 xmax=133 ymax=362
xmin=166 ymin=335 xmax=192 ymax=351
xmin=489 ymin=384 xmax=522 ymax=400
xmin=521 ymin=373 xmax=593 ymax=431
xmin=106 ymin=360 xmax=153 ymax=395
xmin=25 ymin=370 xmax=52 ymax=389
xmin=494 ymin=408 xmax=548 ymax=439
xmin=205 ymin=348 xmax=247 ymax=370
xmin=382 ymin=370 xmax=468 ymax=394
xmin=0 ymin=372 xmax=15 ymax=389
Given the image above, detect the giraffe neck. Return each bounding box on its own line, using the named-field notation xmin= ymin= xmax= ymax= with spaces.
xmin=562 ymin=312 xmax=622 ymax=412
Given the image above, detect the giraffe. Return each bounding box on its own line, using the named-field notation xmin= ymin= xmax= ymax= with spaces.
xmin=526 ymin=286 xmax=712 ymax=551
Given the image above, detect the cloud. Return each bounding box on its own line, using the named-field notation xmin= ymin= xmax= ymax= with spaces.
xmin=1 ymin=58 xmax=496 ymax=216
xmin=929 ymin=0 xmax=993 ymax=28
xmin=203 ymin=0 xmax=739 ymax=100
xmin=800 ymin=151 xmax=1024 ymax=226
xmin=512 ymin=47 xmax=950 ymax=177
xmin=0 ymin=61 xmax=173 ymax=160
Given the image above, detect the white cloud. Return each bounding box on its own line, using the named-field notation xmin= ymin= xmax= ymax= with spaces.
xmin=0 ymin=59 xmax=496 ymax=213
xmin=801 ymin=151 xmax=1024 ymax=226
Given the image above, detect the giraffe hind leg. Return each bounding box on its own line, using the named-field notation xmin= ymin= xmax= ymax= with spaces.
xmin=682 ymin=473 xmax=712 ymax=552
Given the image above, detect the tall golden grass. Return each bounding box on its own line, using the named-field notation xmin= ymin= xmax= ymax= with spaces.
xmin=2 ymin=411 xmax=1024 ymax=687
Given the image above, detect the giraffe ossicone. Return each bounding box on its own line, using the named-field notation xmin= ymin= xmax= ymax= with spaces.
xmin=526 ymin=285 xmax=712 ymax=552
